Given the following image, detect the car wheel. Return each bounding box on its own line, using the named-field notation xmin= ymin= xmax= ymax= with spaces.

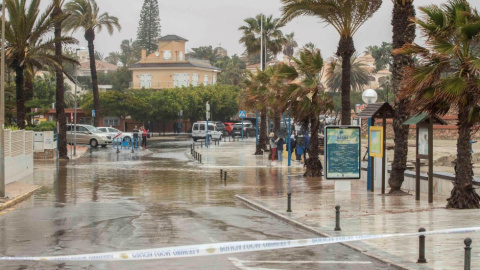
xmin=90 ymin=139 xmax=98 ymax=148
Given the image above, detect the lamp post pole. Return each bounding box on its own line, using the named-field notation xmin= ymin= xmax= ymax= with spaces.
xmin=73 ymin=49 xmax=80 ymax=156
xmin=0 ymin=0 xmax=6 ymax=197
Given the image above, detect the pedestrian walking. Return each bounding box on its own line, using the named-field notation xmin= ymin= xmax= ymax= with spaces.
xmin=296 ymin=136 xmax=304 ymax=162
xmin=277 ymin=136 xmax=285 ymax=164
xmin=141 ymin=126 xmax=148 ymax=148
xmin=290 ymin=131 xmax=296 ymax=161
xmin=269 ymin=132 xmax=278 ymax=161
xmin=132 ymin=125 xmax=140 ymax=146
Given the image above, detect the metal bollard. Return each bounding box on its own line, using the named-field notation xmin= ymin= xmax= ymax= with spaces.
xmin=465 ymin=238 xmax=472 ymax=270
xmin=334 ymin=205 xmax=341 ymax=231
xmin=201 ymin=141 xmax=203 ymax=148
xmin=224 ymin=171 xmax=227 ymax=181
xmin=220 ymin=169 xmax=223 ymax=179
xmin=287 ymin=193 xmax=292 ymax=212
xmin=417 ymin=228 xmax=427 ymax=263
xmin=200 ymin=154 xmax=202 ymax=164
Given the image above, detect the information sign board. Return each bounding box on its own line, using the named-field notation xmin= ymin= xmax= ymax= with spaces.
xmin=324 ymin=126 xmax=361 ymax=180
xmin=369 ymin=126 xmax=384 ymax=158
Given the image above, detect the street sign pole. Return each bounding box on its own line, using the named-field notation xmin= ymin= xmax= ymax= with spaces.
xmin=241 ymin=118 xmax=244 ymax=140
xmin=288 ymin=112 xmax=291 ymax=167
xmin=256 ymin=111 xmax=259 ymax=145
xmin=206 ymin=102 xmax=210 ymax=148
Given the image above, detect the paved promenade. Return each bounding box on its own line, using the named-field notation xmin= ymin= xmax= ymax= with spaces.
xmin=195 ymin=139 xmax=479 ymax=270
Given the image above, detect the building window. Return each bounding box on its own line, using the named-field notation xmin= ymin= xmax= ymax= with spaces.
xmin=203 ymin=75 xmax=209 ymax=86
xmin=179 ymin=52 xmax=184 ymax=61
xmin=192 ymin=74 xmax=199 ymax=86
xmin=212 ymin=76 xmax=216 ymax=85
xmin=103 ymin=117 xmax=120 ymax=127
xmin=163 ymin=50 xmax=171 ymax=60
xmin=140 ymin=74 xmax=152 ymax=88
xmin=174 ymin=73 xmax=189 ymax=87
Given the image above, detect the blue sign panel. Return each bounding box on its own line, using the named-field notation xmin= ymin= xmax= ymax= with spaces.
xmin=324 ymin=126 xmax=361 ymax=180
xmin=239 ymin=110 xmax=246 ymax=118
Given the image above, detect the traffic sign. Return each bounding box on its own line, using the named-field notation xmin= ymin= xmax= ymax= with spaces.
xmin=92 ymin=110 xmax=95 ymax=117
xmin=239 ymin=110 xmax=246 ymax=118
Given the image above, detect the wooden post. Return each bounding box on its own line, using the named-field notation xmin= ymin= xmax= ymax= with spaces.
xmin=428 ymin=117 xmax=434 ymax=203
xmin=416 ymin=127 xmax=421 ymax=201
xmin=382 ymin=112 xmax=386 ymax=194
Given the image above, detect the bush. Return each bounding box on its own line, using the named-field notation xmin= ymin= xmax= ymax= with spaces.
xmin=27 ymin=121 xmax=57 ymax=132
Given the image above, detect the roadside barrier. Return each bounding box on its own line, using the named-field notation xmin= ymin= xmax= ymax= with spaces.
xmin=0 ymin=227 xmax=477 ymax=262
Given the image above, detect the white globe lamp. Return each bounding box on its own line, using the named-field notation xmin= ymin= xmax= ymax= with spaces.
xmin=362 ymin=89 xmax=378 ymax=104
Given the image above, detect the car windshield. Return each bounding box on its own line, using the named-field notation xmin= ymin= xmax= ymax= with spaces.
xmin=85 ymin=126 xmax=102 ymax=133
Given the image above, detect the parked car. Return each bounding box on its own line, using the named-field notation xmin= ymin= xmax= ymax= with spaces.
xmin=231 ymin=122 xmax=255 ymax=138
xmin=213 ymin=121 xmax=228 ymax=136
xmin=97 ymin=127 xmax=134 ymax=142
xmin=66 ymin=124 xmax=112 ymax=148
xmin=223 ymin=122 xmax=235 ymax=135
xmin=191 ymin=121 xmax=222 ymax=141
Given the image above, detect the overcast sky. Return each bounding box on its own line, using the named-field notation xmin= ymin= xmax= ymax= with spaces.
xmin=40 ymin=0 xmax=480 ymax=59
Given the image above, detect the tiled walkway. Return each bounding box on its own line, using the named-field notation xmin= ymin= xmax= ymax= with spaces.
xmin=197 ymin=139 xmax=479 ymax=270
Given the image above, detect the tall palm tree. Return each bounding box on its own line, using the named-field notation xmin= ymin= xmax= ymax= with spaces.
xmin=281 ymin=0 xmax=382 ymax=125
xmin=239 ymin=14 xmax=286 ymax=154
xmin=399 ymin=0 xmax=480 ymax=209
xmin=3 ymin=0 xmax=75 ymax=129
xmin=279 ymin=49 xmax=333 ymax=177
xmin=388 ymin=0 xmax=416 ymax=194
xmin=244 ymin=70 xmax=269 ymax=154
xmin=64 ymin=0 xmax=121 ymax=126
xmin=283 ymin=32 xmax=298 ymax=58
xmin=325 ymin=54 xmax=370 ymax=93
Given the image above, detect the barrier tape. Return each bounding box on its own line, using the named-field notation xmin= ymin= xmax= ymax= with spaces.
xmin=0 ymin=227 xmax=478 ymax=261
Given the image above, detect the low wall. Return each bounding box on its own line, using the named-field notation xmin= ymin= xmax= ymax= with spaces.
xmin=360 ymin=162 xmax=479 ymax=197
xmin=4 ymin=130 xmax=34 ymax=184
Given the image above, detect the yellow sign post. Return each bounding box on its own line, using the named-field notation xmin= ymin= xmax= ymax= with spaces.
xmin=369 ymin=126 xmax=383 ymax=158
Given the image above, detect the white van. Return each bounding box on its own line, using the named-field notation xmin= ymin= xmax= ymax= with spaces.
xmin=191 ymin=121 xmax=222 ymax=142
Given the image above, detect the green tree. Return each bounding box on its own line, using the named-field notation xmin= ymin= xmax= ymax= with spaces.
xmin=105 ymin=51 xmax=121 ymax=65
xmin=279 ymin=49 xmax=333 ymax=176
xmin=399 ymin=0 xmax=480 ymax=208
xmin=283 ymin=32 xmax=298 ymax=58
xmin=112 ymin=67 xmax=132 ymax=91
xmin=214 ymin=55 xmax=246 ymax=86
xmin=136 ymin=0 xmax=161 ymax=54
xmin=239 ymin=14 xmax=286 ymax=154
xmin=325 ymin=54 xmax=370 ymax=93
xmin=65 ymin=0 xmax=121 ymax=126
xmin=365 ymin=42 xmax=392 ymax=73
xmin=281 ymin=0 xmax=382 ymax=125
xmin=388 ymin=0 xmax=416 ymax=194
xmin=4 ymin=0 xmax=75 ymax=129
xmin=189 ymin=46 xmax=221 ymax=64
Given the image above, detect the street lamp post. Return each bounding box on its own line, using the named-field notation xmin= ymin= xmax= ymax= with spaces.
xmin=73 ymin=47 xmax=85 ymax=156
xmin=0 ymin=0 xmax=6 ymax=197
xmin=178 ymin=110 xmax=182 ymax=134
xmin=206 ymin=101 xmax=210 ymax=148
xmin=362 ymin=89 xmax=378 ymax=191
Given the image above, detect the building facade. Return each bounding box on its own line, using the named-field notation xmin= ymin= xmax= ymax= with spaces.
xmin=129 ymin=35 xmax=220 ymax=89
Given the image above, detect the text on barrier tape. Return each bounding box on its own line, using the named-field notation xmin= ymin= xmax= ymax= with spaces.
xmin=0 ymin=227 xmax=478 ymax=261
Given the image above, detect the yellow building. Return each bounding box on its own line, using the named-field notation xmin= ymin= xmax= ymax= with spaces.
xmin=129 ymin=35 xmax=220 ymax=89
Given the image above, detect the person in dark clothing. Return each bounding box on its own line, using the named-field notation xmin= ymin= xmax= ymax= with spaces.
xmin=173 ymin=122 xmax=177 ymax=134
xmin=132 ymin=125 xmax=139 ymax=146
xmin=277 ymin=137 xmax=285 ymax=164
xmin=303 ymin=132 xmax=310 ymax=162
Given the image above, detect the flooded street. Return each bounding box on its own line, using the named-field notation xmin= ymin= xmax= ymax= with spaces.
xmin=0 ymin=139 xmax=396 ymax=269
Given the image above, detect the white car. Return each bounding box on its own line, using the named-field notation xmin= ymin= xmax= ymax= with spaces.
xmin=97 ymin=127 xmax=134 ymax=142
xmin=191 ymin=121 xmax=222 ymax=142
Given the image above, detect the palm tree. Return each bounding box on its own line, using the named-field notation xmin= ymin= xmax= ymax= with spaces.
xmin=64 ymin=0 xmax=121 ymax=126
xmin=325 ymin=54 xmax=370 ymax=93
xmin=388 ymin=0 xmax=416 ymax=194
xmin=281 ymin=0 xmax=382 ymax=125
xmin=105 ymin=51 xmax=121 ymax=65
xmin=3 ymin=0 xmax=75 ymax=129
xmin=239 ymin=14 xmax=286 ymax=154
xmin=399 ymin=0 xmax=480 ymax=209
xmin=283 ymin=32 xmax=298 ymax=58
xmin=243 ymin=70 xmax=269 ymax=154
xmin=279 ymin=49 xmax=333 ymax=176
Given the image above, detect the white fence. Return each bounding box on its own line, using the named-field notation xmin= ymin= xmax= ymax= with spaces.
xmin=4 ymin=130 xmax=34 ymax=184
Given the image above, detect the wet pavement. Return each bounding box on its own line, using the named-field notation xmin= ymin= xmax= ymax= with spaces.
xmin=0 ymin=139 xmax=397 ymax=269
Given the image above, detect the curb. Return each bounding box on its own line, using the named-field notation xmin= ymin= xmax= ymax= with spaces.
xmin=235 ymin=194 xmax=419 ymax=270
xmin=0 ymin=186 xmax=42 ymax=212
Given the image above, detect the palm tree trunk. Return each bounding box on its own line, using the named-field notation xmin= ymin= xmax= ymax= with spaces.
xmin=24 ymin=71 xmax=33 ymax=126
xmin=54 ymin=5 xmax=68 ymax=159
xmin=15 ymin=64 xmax=26 ymax=130
xmin=274 ymin=109 xmax=281 ymax=132
xmin=337 ymin=36 xmax=355 ymax=125
xmin=86 ymin=28 xmax=99 ymax=126
xmin=255 ymin=108 xmax=268 ymax=155
xmin=388 ymin=1 xmax=416 ymax=193
xmin=446 ymin=105 xmax=480 ymax=209
xmin=305 ymin=115 xmax=322 ymax=177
